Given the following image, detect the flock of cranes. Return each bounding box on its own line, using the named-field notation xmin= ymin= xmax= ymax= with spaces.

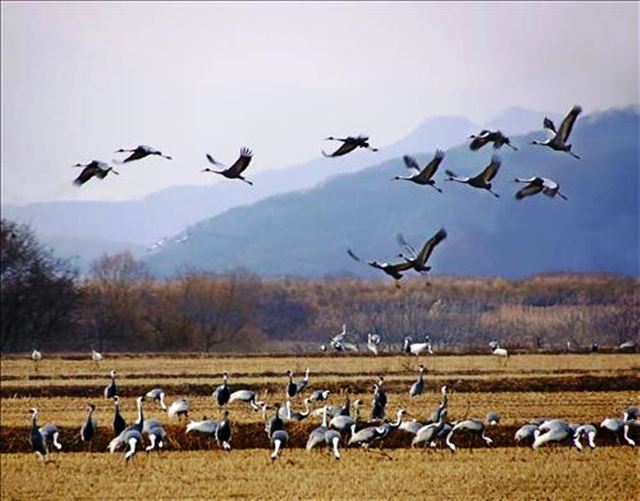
xmin=71 ymin=106 xmax=583 ymax=287
xmin=27 ymin=363 xmax=639 ymax=463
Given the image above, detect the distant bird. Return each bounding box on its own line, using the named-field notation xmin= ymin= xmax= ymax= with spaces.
xmin=112 ymin=396 xmax=127 ymax=438
xmin=203 ymin=148 xmax=254 ymax=185
xmin=80 ymin=404 xmax=97 ymax=450
xmin=445 ymin=155 xmax=502 ymax=198
xmin=228 ymin=389 xmax=263 ymax=411
xmin=403 ymin=336 xmax=433 ymax=356
xmin=531 ymin=105 xmax=582 ymax=159
xmin=491 ymin=343 xmax=509 ymax=362
xmin=167 ymin=397 xmax=190 ymax=420
xmin=145 ymin=388 xmax=168 ymax=411
xmin=618 ymin=340 xmax=637 ymax=352
xmin=73 ymin=160 xmax=118 ymax=186
xmin=394 ymin=150 xmax=445 ymax=192
xmin=215 ymin=410 xmax=232 ymax=450
xmin=367 ymin=333 xmax=382 ymax=355
xmin=29 ymin=408 xmax=48 ymax=460
xmin=31 ymin=349 xmax=42 ymax=372
xmin=347 ymin=248 xmax=412 ymax=287
xmin=91 ymin=350 xmax=103 ymax=367
xmin=468 ymin=130 xmax=518 ymax=151
xmin=514 ymin=177 xmax=568 ymax=201
xmin=212 ymin=372 xmax=231 ymax=407
xmin=409 ymin=365 xmax=425 ymax=397
xmin=309 ymin=390 xmax=331 ymax=403
xmin=114 ymin=145 xmax=172 ymax=163
xmin=322 ymin=135 xmax=378 ymax=157
xmin=38 ymin=423 xmax=63 ymax=452
xmin=396 ymin=228 xmax=447 ymax=275
xmin=104 ymin=370 xmax=117 ymax=399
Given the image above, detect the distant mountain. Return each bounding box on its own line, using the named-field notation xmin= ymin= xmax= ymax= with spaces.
xmin=2 ymin=108 xmax=551 ymax=268
xmin=145 ymin=107 xmax=639 ymax=278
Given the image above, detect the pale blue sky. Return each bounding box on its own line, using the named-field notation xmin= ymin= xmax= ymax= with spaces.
xmin=1 ymin=1 xmax=638 ymax=204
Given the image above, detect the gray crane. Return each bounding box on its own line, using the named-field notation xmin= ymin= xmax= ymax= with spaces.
xmin=409 ymin=365 xmax=425 ymax=397
xmin=215 ymin=410 xmax=232 ymax=451
xmin=112 ymin=396 xmax=127 ymax=437
xmin=80 ymin=403 xmax=97 ymax=450
xmin=104 ymin=370 xmax=117 ymax=399
xmin=347 ymin=248 xmax=413 ymax=287
xmin=212 ymin=372 xmax=231 ymax=407
xmin=468 ymin=130 xmax=518 ymax=151
xmin=396 ymin=228 xmax=447 ymax=276
xmin=531 ymin=105 xmax=582 ymax=159
xmin=145 ymin=388 xmax=168 ymax=411
xmin=446 ymin=411 xmax=501 ymax=451
xmin=143 ymin=419 xmax=167 ymax=452
xmin=29 ymin=408 xmax=48 ymax=461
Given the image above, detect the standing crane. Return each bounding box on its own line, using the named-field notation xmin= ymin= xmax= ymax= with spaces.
xmin=531 ymin=105 xmax=582 ymax=159
xmin=104 ymin=370 xmax=117 ymax=399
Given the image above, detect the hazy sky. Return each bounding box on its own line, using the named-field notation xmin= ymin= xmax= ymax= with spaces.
xmin=1 ymin=1 xmax=638 ymax=204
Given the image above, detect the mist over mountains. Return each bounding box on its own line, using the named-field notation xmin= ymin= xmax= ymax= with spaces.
xmin=3 ymin=106 xmax=637 ymax=278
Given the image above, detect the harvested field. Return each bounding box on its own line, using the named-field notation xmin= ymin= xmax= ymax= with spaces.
xmin=2 ymin=353 xmax=638 ymax=499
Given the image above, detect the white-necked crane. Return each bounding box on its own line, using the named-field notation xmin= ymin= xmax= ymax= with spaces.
xmin=412 ymin=402 xmax=449 ymax=449
xmin=468 ymin=130 xmax=518 ymax=151
xmin=38 ymin=423 xmax=63 ymax=452
xmin=370 ymin=378 xmax=387 ymax=421
xmin=203 ymin=148 xmax=254 ymax=185
xmin=212 ymin=372 xmax=231 ymax=407
xmin=347 ymin=248 xmax=413 ymax=288
xmin=270 ymin=429 xmax=289 ymax=461
xmin=114 ymin=145 xmax=172 ymax=163
xmin=445 ymin=412 xmax=501 ymax=452
xmin=309 ymin=390 xmax=331 ymax=403
xmin=281 ymin=398 xmax=312 ymax=422
xmin=80 ymin=403 xmax=97 ymax=451
xmin=409 ymin=365 xmax=425 ymax=397
xmin=514 ymin=177 xmax=568 ymax=201
xmin=532 ymin=419 xmax=578 ymax=449
xmin=445 ymin=155 xmax=502 ymax=198
xmin=393 ymin=150 xmax=444 ymax=192
xmin=349 ymin=408 xmax=405 ymax=449
xmin=329 ymin=400 xmax=363 ymax=433
xmin=104 ymin=370 xmax=117 ymax=399
xmin=306 ymin=406 xmax=329 ymax=451
xmin=215 ymin=410 xmax=232 ymax=450
xmin=397 ymin=228 xmax=447 ymax=275
xmin=29 ymin=408 xmax=48 ymax=461
xmin=145 ymin=388 xmax=168 ymax=411
xmin=112 ymin=396 xmax=127 ymax=438
xmin=295 ymin=368 xmax=311 ymax=395
xmin=167 ymin=397 xmax=190 ymax=420
xmin=322 ymin=135 xmax=378 ymax=157
xmin=266 ymin=403 xmax=285 ymax=439
xmin=531 ymin=105 xmax=582 ymax=159
xmin=73 ymin=160 xmax=118 ymax=186
xmin=143 ymin=419 xmax=167 ymax=452
xmin=228 ymin=389 xmax=263 ymax=411
xmin=573 ymin=424 xmax=597 ymax=450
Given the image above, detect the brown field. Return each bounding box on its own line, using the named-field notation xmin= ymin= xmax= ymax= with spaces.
xmin=1 ymin=353 xmax=639 ymax=499
xmin=2 ymin=449 xmax=638 ymax=500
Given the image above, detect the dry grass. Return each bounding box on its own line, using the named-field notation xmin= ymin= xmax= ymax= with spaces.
xmin=2 ymin=449 xmax=638 ymax=500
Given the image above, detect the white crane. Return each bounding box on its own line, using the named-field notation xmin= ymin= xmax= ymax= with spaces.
xmin=393 ymin=150 xmax=445 ymax=192
xmin=444 ymin=155 xmax=502 ymax=198
xmin=514 ymin=177 xmax=568 ymax=201
xmin=90 ymin=350 xmax=103 ymax=367
xmin=531 ymin=105 xmax=582 ymax=159
xmin=490 ymin=342 xmax=509 ymax=363
xmin=31 ymin=349 xmax=42 ymax=372
xmin=403 ymin=336 xmax=433 ymax=356
xmin=367 ymin=333 xmax=382 ymax=355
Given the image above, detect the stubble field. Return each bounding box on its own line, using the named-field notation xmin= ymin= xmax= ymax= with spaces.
xmin=1 ymin=353 xmax=638 ymax=499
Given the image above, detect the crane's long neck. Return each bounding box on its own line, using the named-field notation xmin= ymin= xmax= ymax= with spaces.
xmin=391 ymin=412 xmax=403 ymax=430
xmin=321 ymin=408 xmax=328 ymax=428
xmin=31 ymin=412 xmax=38 ymax=432
xmin=301 ymin=400 xmax=311 ymax=417
xmin=135 ymin=399 xmax=143 ymax=426
xmin=159 ymin=392 xmax=167 ymax=411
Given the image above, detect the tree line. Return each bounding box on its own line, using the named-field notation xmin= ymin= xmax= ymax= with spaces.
xmin=1 ymin=219 xmax=637 ymax=353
